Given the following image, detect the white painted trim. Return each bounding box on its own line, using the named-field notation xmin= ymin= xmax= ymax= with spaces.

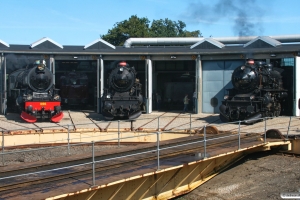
xmin=30 ymin=37 xmax=63 ymax=49
xmin=84 ymin=39 xmax=115 ymax=49
xmin=0 ymin=39 xmax=9 ymax=47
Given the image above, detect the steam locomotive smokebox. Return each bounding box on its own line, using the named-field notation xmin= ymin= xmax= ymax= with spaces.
xmin=102 ymin=61 xmax=143 ymax=120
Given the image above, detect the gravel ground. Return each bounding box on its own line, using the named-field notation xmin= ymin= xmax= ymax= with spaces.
xmin=175 ymin=151 xmax=300 ymax=200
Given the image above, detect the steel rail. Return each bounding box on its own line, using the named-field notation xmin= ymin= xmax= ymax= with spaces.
xmin=161 ymin=113 xmax=181 ymax=131
xmin=167 ymin=114 xmax=221 ymax=131
xmin=0 ymin=133 xmax=262 ymax=194
xmin=135 ymin=112 xmax=167 ymax=130
xmin=82 ymin=111 xmax=103 ymax=131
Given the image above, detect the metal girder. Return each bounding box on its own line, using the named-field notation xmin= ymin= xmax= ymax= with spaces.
xmin=46 ymin=141 xmax=293 ymax=200
xmin=50 ymin=151 xmax=247 ymax=200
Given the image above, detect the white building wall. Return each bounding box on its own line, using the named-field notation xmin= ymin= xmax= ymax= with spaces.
xmin=295 ymin=56 xmax=300 ymax=116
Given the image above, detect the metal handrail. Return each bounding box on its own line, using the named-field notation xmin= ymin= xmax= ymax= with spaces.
xmin=0 ymin=115 xmax=297 ymax=155
xmin=0 ymin=115 xmax=296 ymax=187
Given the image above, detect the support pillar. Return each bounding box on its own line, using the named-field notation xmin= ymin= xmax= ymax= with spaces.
xmin=0 ymin=53 xmax=3 ymax=115
xmin=146 ymin=57 xmax=153 ymax=113
xmin=195 ymin=55 xmax=202 ymax=113
xmin=1 ymin=54 xmax=6 ymax=115
xmin=295 ymin=56 xmax=300 ymax=116
xmin=50 ymin=55 xmax=55 ymax=85
xmin=97 ymin=55 xmax=104 ymax=113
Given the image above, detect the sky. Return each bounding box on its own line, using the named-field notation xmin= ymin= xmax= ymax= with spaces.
xmin=1 ymin=0 xmax=300 ymax=45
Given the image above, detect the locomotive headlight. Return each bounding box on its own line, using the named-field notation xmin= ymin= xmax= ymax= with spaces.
xmin=119 ymin=67 xmax=124 ymax=72
xmin=37 ymin=64 xmax=45 ymax=71
xmin=250 ymin=95 xmax=255 ymax=100
xmin=26 ymin=94 xmax=33 ymax=100
xmin=106 ymin=94 xmax=111 ymax=98
xmin=224 ymin=95 xmax=229 ymax=100
xmin=54 ymin=94 xmax=60 ymax=100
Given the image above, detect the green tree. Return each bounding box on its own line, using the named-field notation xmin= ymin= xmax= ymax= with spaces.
xmin=149 ymin=18 xmax=201 ymax=37
xmin=101 ymin=15 xmax=150 ymax=46
xmin=101 ymin=15 xmax=202 ymax=46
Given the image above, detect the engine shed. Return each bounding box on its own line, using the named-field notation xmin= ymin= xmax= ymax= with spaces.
xmin=0 ymin=35 xmax=300 ymax=117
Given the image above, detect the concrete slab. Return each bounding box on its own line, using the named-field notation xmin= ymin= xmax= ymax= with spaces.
xmin=0 ymin=110 xmax=300 ymax=138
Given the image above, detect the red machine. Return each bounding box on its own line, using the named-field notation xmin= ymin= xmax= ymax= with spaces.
xmin=9 ymin=60 xmax=63 ymax=123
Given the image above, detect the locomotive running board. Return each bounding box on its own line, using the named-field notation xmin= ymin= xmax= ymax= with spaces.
xmin=51 ymin=112 xmax=64 ymax=123
xmin=21 ymin=111 xmax=37 ymax=123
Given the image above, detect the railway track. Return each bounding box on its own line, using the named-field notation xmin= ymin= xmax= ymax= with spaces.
xmin=2 ymin=111 xmax=295 ymax=135
xmin=0 ymin=132 xmax=263 ymax=198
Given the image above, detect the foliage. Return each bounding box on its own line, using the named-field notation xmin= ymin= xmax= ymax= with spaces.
xmin=149 ymin=18 xmax=201 ymax=38
xmin=101 ymin=15 xmax=202 ymax=46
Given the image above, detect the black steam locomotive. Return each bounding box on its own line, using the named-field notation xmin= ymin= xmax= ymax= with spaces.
xmin=219 ymin=59 xmax=288 ymax=124
xmin=102 ymin=61 xmax=143 ymax=120
xmin=8 ymin=60 xmax=63 ymax=123
xmin=59 ymin=71 xmax=89 ymax=106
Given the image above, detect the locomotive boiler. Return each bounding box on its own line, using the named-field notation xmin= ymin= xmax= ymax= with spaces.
xmin=8 ymin=60 xmax=63 ymax=123
xmin=102 ymin=61 xmax=143 ymax=120
xmin=219 ymin=59 xmax=288 ymax=124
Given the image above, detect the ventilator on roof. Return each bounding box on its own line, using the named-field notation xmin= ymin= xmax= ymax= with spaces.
xmin=243 ymin=36 xmax=281 ymax=48
xmin=0 ymin=39 xmax=10 ymax=48
xmin=30 ymin=37 xmax=63 ymax=49
xmin=190 ymin=38 xmax=225 ymax=49
xmin=84 ymin=39 xmax=115 ymax=50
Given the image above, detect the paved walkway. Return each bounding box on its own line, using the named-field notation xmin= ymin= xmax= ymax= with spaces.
xmin=0 ymin=110 xmax=299 ymax=137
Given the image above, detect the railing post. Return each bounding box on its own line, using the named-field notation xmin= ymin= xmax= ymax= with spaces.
xmin=287 ymin=116 xmax=291 ymax=139
xmin=92 ymin=141 xmax=96 ymax=187
xmin=190 ymin=113 xmax=192 ymax=136
xmin=2 ymin=131 xmax=4 ymax=166
xmin=264 ymin=118 xmax=267 ymax=143
xmin=157 ymin=117 xmax=160 ymax=131
xmin=156 ymin=132 xmax=160 ymax=170
xmin=67 ymin=125 xmax=70 ymax=155
xmin=204 ymin=125 xmax=207 ymax=158
xmin=238 ymin=121 xmax=241 ymax=150
xmin=118 ymin=120 xmax=120 ymax=147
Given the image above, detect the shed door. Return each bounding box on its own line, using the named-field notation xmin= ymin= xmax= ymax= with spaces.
xmin=202 ymin=60 xmax=244 ymax=113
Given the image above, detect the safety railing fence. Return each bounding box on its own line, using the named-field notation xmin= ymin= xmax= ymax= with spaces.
xmin=0 ymin=115 xmax=298 ymax=187
xmin=0 ymin=115 xmax=298 ymax=166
